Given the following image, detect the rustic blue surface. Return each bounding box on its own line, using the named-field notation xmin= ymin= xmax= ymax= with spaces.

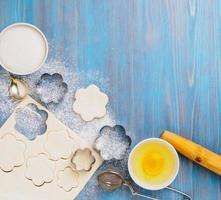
xmin=0 ymin=0 xmax=221 ymax=199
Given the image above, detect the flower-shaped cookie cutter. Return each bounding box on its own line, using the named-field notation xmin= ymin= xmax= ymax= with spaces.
xmin=95 ymin=125 xmax=131 ymax=160
xmin=36 ymin=73 xmax=68 ymax=104
xmin=71 ymin=148 xmax=96 ymax=172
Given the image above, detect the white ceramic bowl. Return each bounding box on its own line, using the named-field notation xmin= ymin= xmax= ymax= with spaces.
xmin=0 ymin=23 xmax=48 ymax=75
xmin=128 ymin=138 xmax=179 ymax=190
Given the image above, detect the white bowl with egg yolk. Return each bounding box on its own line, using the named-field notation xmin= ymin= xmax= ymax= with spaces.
xmin=128 ymin=138 xmax=179 ymax=190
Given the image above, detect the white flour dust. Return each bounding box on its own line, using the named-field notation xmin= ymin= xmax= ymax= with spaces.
xmin=36 ymin=73 xmax=68 ymax=104
xmin=19 ymin=60 xmax=114 ymax=145
xmin=0 ymin=60 xmax=131 ymax=160
xmin=0 ymin=70 xmax=17 ymax=124
xmin=0 ymin=59 xmax=131 ymax=198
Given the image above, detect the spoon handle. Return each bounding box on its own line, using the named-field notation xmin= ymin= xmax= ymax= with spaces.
xmin=166 ymin=186 xmax=192 ymax=200
xmin=123 ymin=182 xmax=159 ymax=200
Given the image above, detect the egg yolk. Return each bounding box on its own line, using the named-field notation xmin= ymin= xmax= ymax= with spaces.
xmin=142 ymin=152 xmax=165 ymax=176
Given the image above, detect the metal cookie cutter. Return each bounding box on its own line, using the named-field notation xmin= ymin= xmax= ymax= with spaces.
xmin=95 ymin=125 xmax=132 ymax=160
xmin=71 ymin=148 xmax=96 ymax=172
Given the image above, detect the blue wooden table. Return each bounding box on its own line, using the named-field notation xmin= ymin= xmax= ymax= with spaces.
xmin=1 ymin=0 xmax=221 ymax=199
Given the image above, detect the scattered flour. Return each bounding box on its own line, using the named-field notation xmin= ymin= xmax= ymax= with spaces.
xmin=0 ymin=59 xmax=130 ymax=198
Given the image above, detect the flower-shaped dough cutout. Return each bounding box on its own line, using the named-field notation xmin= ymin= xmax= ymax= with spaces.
xmin=25 ymin=154 xmax=54 ymax=187
xmin=0 ymin=134 xmax=26 ymax=172
xmin=15 ymin=103 xmax=48 ymax=140
xmin=95 ymin=125 xmax=131 ymax=160
xmin=44 ymin=130 xmax=74 ymax=161
xmin=71 ymin=148 xmax=96 ymax=171
xmin=73 ymin=84 xmax=109 ymax=121
xmin=57 ymin=167 xmax=79 ymax=192
xmin=36 ymin=73 xmax=68 ymax=104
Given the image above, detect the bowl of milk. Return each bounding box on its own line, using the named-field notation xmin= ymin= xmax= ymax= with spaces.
xmin=0 ymin=23 xmax=48 ymax=75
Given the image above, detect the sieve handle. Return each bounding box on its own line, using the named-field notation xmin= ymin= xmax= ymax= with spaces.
xmin=166 ymin=186 xmax=192 ymax=200
xmin=123 ymin=181 xmax=159 ymax=200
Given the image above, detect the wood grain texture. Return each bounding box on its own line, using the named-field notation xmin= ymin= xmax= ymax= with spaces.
xmin=0 ymin=0 xmax=221 ymax=199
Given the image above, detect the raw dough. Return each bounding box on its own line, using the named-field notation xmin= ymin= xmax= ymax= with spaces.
xmin=71 ymin=148 xmax=95 ymax=171
xmin=25 ymin=153 xmax=54 ymax=186
xmin=0 ymin=133 xmax=26 ymax=172
xmin=0 ymin=96 xmax=103 ymax=200
xmin=44 ymin=130 xmax=74 ymax=161
xmin=57 ymin=167 xmax=79 ymax=192
xmin=73 ymin=84 xmax=108 ymax=121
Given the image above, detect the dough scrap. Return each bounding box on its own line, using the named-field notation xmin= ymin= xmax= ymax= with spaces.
xmin=57 ymin=167 xmax=79 ymax=192
xmin=44 ymin=130 xmax=74 ymax=161
xmin=0 ymin=95 xmax=103 ymax=199
xmin=0 ymin=133 xmax=26 ymax=172
xmin=71 ymin=148 xmax=95 ymax=171
xmin=25 ymin=153 xmax=54 ymax=186
xmin=73 ymin=84 xmax=108 ymax=121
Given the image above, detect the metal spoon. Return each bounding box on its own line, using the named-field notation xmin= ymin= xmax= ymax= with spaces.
xmin=8 ymin=77 xmax=28 ymax=100
xmin=97 ymin=169 xmax=192 ymax=200
xmin=97 ymin=169 xmax=158 ymax=200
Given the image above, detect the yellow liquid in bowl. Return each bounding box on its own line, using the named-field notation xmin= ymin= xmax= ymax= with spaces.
xmin=129 ymin=140 xmax=178 ymax=188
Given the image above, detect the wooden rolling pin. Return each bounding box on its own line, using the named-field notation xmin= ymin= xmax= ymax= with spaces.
xmin=161 ymin=130 xmax=221 ymax=176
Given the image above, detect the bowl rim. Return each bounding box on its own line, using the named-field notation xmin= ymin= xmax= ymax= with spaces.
xmin=128 ymin=137 xmax=179 ymax=190
xmin=0 ymin=22 xmax=48 ymax=75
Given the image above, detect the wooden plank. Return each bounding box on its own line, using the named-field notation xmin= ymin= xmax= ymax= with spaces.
xmin=0 ymin=0 xmax=220 ymax=199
